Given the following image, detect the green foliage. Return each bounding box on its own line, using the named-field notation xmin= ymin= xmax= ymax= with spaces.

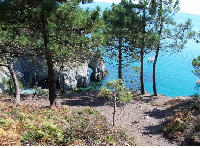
xmin=74 ymin=81 xmax=103 ymax=93
xmin=192 ymin=56 xmax=200 ymax=78
xmin=0 ymin=104 xmax=131 ymax=146
xmin=103 ymin=0 xmax=141 ymax=80
xmin=0 ymin=0 xmax=106 ymax=105
xmin=129 ymin=136 xmax=135 ymax=146
xmin=2 ymin=77 xmax=23 ymax=94
xmin=132 ymin=66 xmax=141 ymax=74
xmin=100 ymin=79 xmax=133 ymax=103
xmin=32 ymin=87 xmax=49 ymax=96
xmin=51 ymin=2 xmax=105 ymax=62
xmin=190 ymin=93 xmax=200 ymax=99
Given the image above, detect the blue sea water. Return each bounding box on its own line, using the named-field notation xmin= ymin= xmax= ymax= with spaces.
xmin=81 ymin=2 xmax=200 ymax=97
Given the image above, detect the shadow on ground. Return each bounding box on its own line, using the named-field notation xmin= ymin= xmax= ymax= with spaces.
xmin=141 ymin=98 xmax=196 ymax=146
xmin=144 ymin=99 xmax=195 ymax=120
xmin=57 ymin=90 xmax=113 ymax=107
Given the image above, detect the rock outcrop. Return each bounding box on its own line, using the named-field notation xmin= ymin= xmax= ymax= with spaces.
xmin=0 ymin=66 xmax=10 ymax=93
xmin=56 ymin=62 xmax=89 ymax=90
xmin=7 ymin=55 xmax=108 ymax=91
xmin=13 ymin=56 xmax=48 ymax=87
xmin=88 ymin=57 xmax=108 ymax=81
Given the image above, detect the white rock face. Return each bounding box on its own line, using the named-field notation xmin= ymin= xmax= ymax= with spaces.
xmin=0 ymin=66 xmax=10 ymax=93
xmin=58 ymin=62 xmax=89 ymax=90
xmin=88 ymin=57 xmax=108 ymax=81
xmin=10 ymin=55 xmax=107 ymax=91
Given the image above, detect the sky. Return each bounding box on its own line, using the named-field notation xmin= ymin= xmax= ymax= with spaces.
xmin=94 ymin=0 xmax=200 ymax=15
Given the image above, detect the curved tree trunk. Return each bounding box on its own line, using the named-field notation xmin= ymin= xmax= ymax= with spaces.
xmin=153 ymin=0 xmax=163 ymax=96
xmin=0 ymin=62 xmax=20 ymax=103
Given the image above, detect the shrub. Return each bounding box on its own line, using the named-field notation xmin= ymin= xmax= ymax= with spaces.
xmin=163 ymin=99 xmax=200 ymax=145
xmin=2 ymin=76 xmax=23 ymax=95
xmin=0 ymin=104 xmax=131 ymax=146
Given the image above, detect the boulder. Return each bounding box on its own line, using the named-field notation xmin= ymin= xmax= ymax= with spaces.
xmin=88 ymin=57 xmax=108 ymax=81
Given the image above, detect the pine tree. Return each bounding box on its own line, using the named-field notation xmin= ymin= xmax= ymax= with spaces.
xmin=123 ymin=0 xmax=157 ymax=95
xmin=151 ymin=0 xmax=194 ymax=96
xmin=103 ymin=0 xmax=140 ymax=82
xmin=0 ymin=0 xmax=105 ymax=105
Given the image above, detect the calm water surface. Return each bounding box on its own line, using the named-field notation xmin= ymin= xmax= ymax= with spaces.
xmin=102 ymin=13 xmax=200 ymax=97
xmin=81 ymin=3 xmax=200 ymax=96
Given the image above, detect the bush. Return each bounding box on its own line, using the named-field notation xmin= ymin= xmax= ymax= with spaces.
xmin=2 ymin=76 xmax=23 ymax=95
xmin=163 ymin=99 xmax=200 ymax=145
xmin=74 ymin=81 xmax=103 ymax=93
xmin=0 ymin=104 xmax=131 ymax=146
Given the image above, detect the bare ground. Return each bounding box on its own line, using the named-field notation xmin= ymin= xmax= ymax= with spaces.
xmin=0 ymin=91 xmax=193 ymax=146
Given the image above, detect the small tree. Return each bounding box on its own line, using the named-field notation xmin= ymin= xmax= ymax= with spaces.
xmin=150 ymin=0 xmax=194 ymax=96
xmin=99 ymin=79 xmax=133 ymax=126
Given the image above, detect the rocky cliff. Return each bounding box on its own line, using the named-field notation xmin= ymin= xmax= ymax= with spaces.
xmin=89 ymin=57 xmax=108 ymax=81
xmin=0 ymin=55 xmax=108 ymax=91
xmin=56 ymin=62 xmax=89 ymax=90
xmin=0 ymin=66 xmax=10 ymax=93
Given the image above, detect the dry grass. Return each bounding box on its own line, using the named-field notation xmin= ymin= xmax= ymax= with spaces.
xmin=0 ymin=103 xmax=133 ymax=146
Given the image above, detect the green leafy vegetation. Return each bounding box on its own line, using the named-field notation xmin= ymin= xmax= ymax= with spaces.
xmin=192 ymin=55 xmax=200 ymax=78
xmin=35 ymin=88 xmax=49 ymax=97
xmin=100 ymin=79 xmax=133 ymax=126
xmin=0 ymin=104 xmax=134 ymax=146
xmin=74 ymin=81 xmax=103 ymax=93
xmin=0 ymin=0 xmax=105 ymax=105
xmin=2 ymin=77 xmax=23 ymax=94
xmin=0 ymin=0 xmax=196 ymax=105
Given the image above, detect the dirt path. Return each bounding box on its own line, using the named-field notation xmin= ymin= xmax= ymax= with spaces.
xmin=0 ymin=91 xmax=192 ymax=146
xmin=94 ymin=96 xmax=179 ymax=146
xmin=55 ymin=91 xmax=191 ymax=146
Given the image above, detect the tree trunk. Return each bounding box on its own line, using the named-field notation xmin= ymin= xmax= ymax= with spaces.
xmin=140 ymin=7 xmax=146 ymax=95
xmin=113 ymin=97 xmax=116 ymax=126
xmin=8 ymin=79 xmax=13 ymax=100
xmin=118 ymin=35 xmax=123 ymax=80
xmin=58 ymin=62 xmax=65 ymax=93
xmin=0 ymin=62 xmax=20 ymax=103
xmin=153 ymin=0 xmax=163 ymax=96
xmin=153 ymin=47 xmax=159 ymax=96
xmin=41 ymin=15 xmax=56 ymax=106
xmin=46 ymin=55 xmax=56 ymax=106
xmin=141 ymin=45 xmax=144 ymax=95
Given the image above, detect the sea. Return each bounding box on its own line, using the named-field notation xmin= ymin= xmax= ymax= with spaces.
xmin=80 ymin=2 xmax=200 ymax=97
